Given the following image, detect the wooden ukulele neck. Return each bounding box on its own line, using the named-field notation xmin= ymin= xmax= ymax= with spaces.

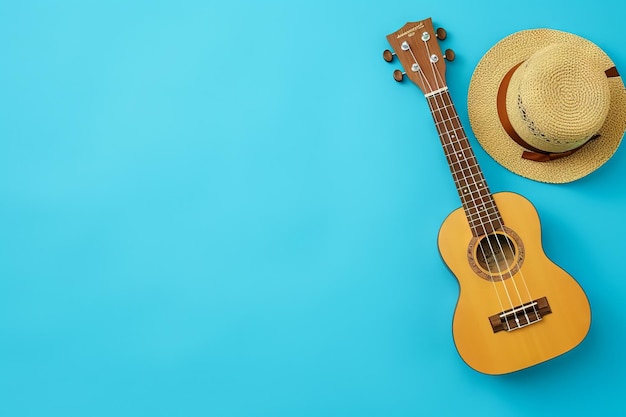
xmin=426 ymin=89 xmax=502 ymax=236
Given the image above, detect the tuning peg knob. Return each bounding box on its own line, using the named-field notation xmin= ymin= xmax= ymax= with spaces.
xmin=393 ymin=69 xmax=405 ymax=82
xmin=383 ymin=49 xmax=395 ymax=62
xmin=444 ymin=49 xmax=456 ymax=62
xmin=436 ymin=27 xmax=447 ymax=40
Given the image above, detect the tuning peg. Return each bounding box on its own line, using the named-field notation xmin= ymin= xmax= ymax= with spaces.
xmin=383 ymin=49 xmax=395 ymax=62
xmin=444 ymin=49 xmax=456 ymax=62
xmin=393 ymin=69 xmax=405 ymax=82
xmin=436 ymin=27 xmax=447 ymax=40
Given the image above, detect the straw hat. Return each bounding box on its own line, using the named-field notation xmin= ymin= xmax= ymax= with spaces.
xmin=467 ymin=29 xmax=626 ymax=183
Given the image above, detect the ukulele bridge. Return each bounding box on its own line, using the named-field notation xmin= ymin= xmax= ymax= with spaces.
xmin=489 ymin=296 xmax=552 ymax=333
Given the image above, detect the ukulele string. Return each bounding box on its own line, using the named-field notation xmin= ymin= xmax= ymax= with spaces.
xmin=423 ymin=94 xmax=510 ymax=328
xmin=423 ymin=40 xmax=539 ymax=327
xmin=427 ymin=97 xmax=519 ymax=328
xmin=405 ymin=44 xmax=435 ymax=95
xmin=421 ymin=39 xmax=529 ymax=328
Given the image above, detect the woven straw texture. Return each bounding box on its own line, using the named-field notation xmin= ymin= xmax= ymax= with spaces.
xmin=468 ymin=29 xmax=626 ymax=183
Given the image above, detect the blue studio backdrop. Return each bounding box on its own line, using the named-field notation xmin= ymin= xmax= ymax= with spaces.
xmin=1 ymin=1 xmax=625 ymax=416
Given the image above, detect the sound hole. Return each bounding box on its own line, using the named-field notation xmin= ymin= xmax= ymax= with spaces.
xmin=476 ymin=233 xmax=516 ymax=271
xmin=468 ymin=228 xmax=524 ymax=281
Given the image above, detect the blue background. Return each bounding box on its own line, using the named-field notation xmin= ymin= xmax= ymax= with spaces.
xmin=1 ymin=1 xmax=625 ymax=416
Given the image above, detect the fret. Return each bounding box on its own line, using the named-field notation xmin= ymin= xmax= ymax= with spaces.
xmin=452 ymin=173 xmax=489 ymax=191
xmin=460 ymin=194 xmax=498 ymax=212
xmin=426 ymin=90 xmax=503 ymax=237
xmin=444 ymin=141 xmax=473 ymax=154
xmin=467 ymin=206 xmax=500 ymax=221
xmin=443 ymin=142 xmax=477 ymax=164
xmin=448 ymin=159 xmax=480 ymax=176
xmin=459 ymin=188 xmax=489 ymax=201
xmin=465 ymin=207 xmax=499 ymax=223
xmin=442 ymin=138 xmax=473 ymax=155
xmin=454 ymin=170 xmax=485 ymax=183
xmin=448 ymin=158 xmax=481 ymax=176
xmin=454 ymin=179 xmax=489 ymax=197
xmin=451 ymin=167 xmax=485 ymax=182
xmin=433 ymin=118 xmax=464 ymax=132
xmin=456 ymin=179 xmax=488 ymax=195
xmin=431 ymin=103 xmax=456 ymax=114
xmin=462 ymin=196 xmax=494 ymax=216
xmin=469 ymin=217 xmax=503 ymax=228
xmin=460 ymin=192 xmax=496 ymax=211
xmin=434 ymin=118 xmax=463 ymax=130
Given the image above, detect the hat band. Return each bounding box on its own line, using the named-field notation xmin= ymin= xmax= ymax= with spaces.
xmin=496 ymin=62 xmax=603 ymax=162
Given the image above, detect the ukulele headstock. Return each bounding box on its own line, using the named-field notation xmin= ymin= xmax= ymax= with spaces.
xmin=383 ymin=18 xmax=454 ymax=96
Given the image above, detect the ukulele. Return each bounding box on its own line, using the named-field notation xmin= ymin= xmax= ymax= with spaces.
xmin=383 ymin=18 xmax=591 ymax=375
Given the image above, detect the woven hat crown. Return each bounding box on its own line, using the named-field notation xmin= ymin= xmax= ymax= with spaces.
xmin=506 ymin=43 xmax=611 ymax=153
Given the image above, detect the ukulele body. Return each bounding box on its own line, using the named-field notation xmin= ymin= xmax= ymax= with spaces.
xmin=438 ymin=191 xmax=591 ymax=375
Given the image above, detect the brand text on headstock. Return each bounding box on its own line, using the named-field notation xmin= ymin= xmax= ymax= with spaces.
xmin=396 ymin=22 xmax=425 ymax=39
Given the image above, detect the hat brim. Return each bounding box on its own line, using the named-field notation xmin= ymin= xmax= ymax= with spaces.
xmin=467 ymin=29 xmax=626 ymax=183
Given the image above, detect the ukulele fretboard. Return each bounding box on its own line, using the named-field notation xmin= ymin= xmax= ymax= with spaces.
xmin=426 ymin=89 xmax=503 ymax=236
